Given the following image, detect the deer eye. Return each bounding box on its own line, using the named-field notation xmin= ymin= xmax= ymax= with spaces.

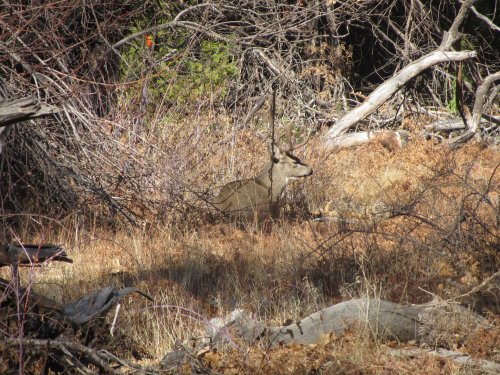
xmin=272 ymin=157 xmax=280 ymax=163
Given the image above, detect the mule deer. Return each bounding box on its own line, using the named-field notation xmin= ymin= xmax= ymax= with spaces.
xmin=213 ymin=126 xmax=313 ymax=221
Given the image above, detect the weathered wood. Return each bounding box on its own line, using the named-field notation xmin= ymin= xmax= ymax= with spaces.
xmin=328 ymin=130 xmax=409 ymax=151
xmin=0 ymin=96 xmax=59 ymax=154
xmin=323 ymin=0 xmax=478 ymax=148
xmin=162 ymin=298 xmax=487 ymax=369
xmin=64 ymin=286 xmax=153 ymax=324
xmin=265 ymin=299 xmax=424 ymax=346
xmin=425 ymin=115 xmax=499 ymax=132
xmin=425 ymin=118 xmax=467 ymax=132
xmin=0 ymin=97 xmax=40 ymax=125
xmin=0 ymin=243 xmax=72 ymax=267
xmin=211 ymin=299 xmax=425 ymax=347
xmin=208 ymin=298 xmax=485 ymax=349
xmin=323 ymin=50 xmax=477 ymax=147
xmin=0 ymin=96 xmax=57 ymax=127
xmin=448 ymin=71 xmax=500 ymax=148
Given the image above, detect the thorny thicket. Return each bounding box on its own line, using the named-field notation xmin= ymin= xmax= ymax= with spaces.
xmin=0 ymin=0 xmax=498 ymax=224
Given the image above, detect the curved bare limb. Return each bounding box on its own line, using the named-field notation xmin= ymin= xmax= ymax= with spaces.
xmin=324 ymin=50 xmax=476 ymax=144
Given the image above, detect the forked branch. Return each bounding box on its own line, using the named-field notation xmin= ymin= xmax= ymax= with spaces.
xmin=323 ymin=0 xmax=479 ymax=148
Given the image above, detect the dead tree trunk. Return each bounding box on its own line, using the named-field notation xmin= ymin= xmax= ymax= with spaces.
xmin=448 ymin=70 xmax=500 ymax=148
xmin=323 ymin=0 xmax=479 ymax=150
xmin=209 ymin=298 xmax=486 ymax=349
xmin=323 ymin=51 xmax=476 ymax=148
xmin=162 ymin=297 xmax=489 ymax=371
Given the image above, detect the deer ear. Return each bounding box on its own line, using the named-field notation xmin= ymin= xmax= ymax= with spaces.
xmin=271 ymin=144 xmax=284 ymax=160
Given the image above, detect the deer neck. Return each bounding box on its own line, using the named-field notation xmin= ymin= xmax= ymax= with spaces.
xmin=254 ymin=162 xmax=287 ymax=202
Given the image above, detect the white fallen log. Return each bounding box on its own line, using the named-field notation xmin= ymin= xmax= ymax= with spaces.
xmin=161 ymin=297 xmax=489 ymax=370
xmin=329 ymin=130 xmax=410 ymax=151
xmin=425 ymin=118 xmax=467 ymax=132
xmin=265 ymin=298 xmax=424 ymax=346
xmin=425 ymin=115 xmax=499 ymax=132
xmin=322 ymin=0 xmax=478 ymax=148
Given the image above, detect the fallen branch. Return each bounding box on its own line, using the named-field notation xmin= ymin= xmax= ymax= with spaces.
xmin=161 ymin=297 xmax=488 ymax=370
xmin=328 ymin=130 xmax=409 ymax=151
xmin=448 ymin=70 xmax=500 ymax=148
xmin=0 ymin=243 xmax=72 ymax=267
xmin=64 ymin=286 xmax=153 ymax=325
xmin=266 ymin=298 xmax=424 ymax=346
xmin=1 ymin=279 xmax=152 ymax=339
xmin=206 ymin=298 xmax=486 ymax=349
xmin=1 ymin=338 xmax=122 ymax=374
xmin=324 ymin=0 xmax=479 ymax=147
xmin=324 ymin=50 xmax=476 ymax=146
xmin=425 ymin=115 xmax=499 ymax=132
xmin=426 ymin=118 xmax=469 ymax=132
xmin=467 ymin=71 xmax=499 ymax=134
xmin=0 ymin=96 xmax=58 ymax=127
xmin=0 ymin=96 xmax=59 ymax=154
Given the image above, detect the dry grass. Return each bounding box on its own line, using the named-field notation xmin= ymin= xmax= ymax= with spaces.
xmin=189 ymin=332 xmax=464 ymax=374
xmin=3 ymin=114 xmax=499 ymax=372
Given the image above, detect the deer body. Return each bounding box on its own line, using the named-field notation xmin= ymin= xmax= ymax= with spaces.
xmin=213 ymin=145 xmax=313 ymax=221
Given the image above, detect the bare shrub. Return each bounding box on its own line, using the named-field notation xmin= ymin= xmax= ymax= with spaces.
xmin=2 ymin=1 xmax=498 ymax=225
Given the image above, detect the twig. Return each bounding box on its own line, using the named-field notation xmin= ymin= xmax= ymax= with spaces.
xmin=471 ymin=6 xmax=500 ymax=32
xmin=445 ymin=270 xmax=500 ymax=303
xmin=2 ymin=338 xmax=122 ymax=374
xmin=110 ymin=303 xmax=121 ymax=337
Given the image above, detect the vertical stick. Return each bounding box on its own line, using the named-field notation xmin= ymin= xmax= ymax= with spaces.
xmin=269 ymin=84 xmax=277 ymax=210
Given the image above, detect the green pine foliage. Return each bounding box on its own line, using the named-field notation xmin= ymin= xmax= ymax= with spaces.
xmin=119 ymin=25 xmax=238 ymax=113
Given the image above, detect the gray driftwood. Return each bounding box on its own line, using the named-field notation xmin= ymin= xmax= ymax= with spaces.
xmin=0 ymin=96 xmax=57 ymax=127
xmin=323 ymin=0 xmax=478 ymax=148
xmin=213 ymin=299 xmax=486 ymax=348
xmin=211 ymin=298 xmax=429 ymax=348
xmin=161 ymin=297 xmax=488 ymax=370
xmin=1 ymin=278 xmax=152 ymax=332
xmin=64 ymin=286 xmax=153 ymax=324
xmin=327 ymin=130 xmax=410 ymax=152
xmin=323 ymin=50 xmax=476 ymax=146
xmin=448 ymin=71 xmax=500 ymax=148
xmin=265 ymin=298 xmax=424 ymax=346
xmin=0 ymin=243 xmax=72 ymax=267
